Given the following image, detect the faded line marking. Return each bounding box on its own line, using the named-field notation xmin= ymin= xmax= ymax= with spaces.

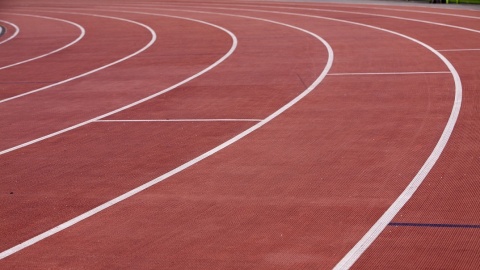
xmin=438 ymin=48 xmax=480 ymax=52
xmin=0 ymin=13 xmax=85 ymax=70
xmin=0 ymin=9 xmax=333 ymax=260
xmin=389 ymin=222 xmax=480 ymax=229
xmin=96 ymin=119 xmax=263 ymax=122
xmin=328 ymin=71 xmax=450 ymax=76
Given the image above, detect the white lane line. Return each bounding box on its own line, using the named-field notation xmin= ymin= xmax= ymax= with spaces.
xmin=438 ymin=48 xmax=480 ymax=52
xmin=96 ymin=119 xmax=263 ymax=122
xmin=141 ymin=4 xmax=463 ymax=269
xmin=0 ymin=13 xmax=85 ymax=70
xmin=0 ymin=9 xmax=333 ymax=260
xmin=328 ymin=71 xmax=450 ymax=76
xmin=0 ymin=13 xmax=237 ymax=156
xmin=0 ymin=20 xmax=19 ymax=45
xmin=0 ymin=11 xmax=155 ymax=104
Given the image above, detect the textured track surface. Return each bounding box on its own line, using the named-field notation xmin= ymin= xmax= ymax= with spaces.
xmin=1 ymin=0 xmax=479 ymax=269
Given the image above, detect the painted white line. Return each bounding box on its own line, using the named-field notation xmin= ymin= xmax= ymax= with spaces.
xmin=135 ymin=4 xmax=463 ymax=269
xmin=0 ymin=12 xmax=237 ymax=156
xmin=0 ymin=20 xmax=19 ymax=45
xmin=0 ymin=11 xmax=155 ymax=104
xmin=438 ymin=48 xmax=480 ymax=52
xmin=328 ymin=71 xmax=450 ymax=76
xmin=0 ymin=9 xmax=333 ymax=260
xmin=96 ymin=119 xmax=263 ymax=122
xmin=0 ymin=13 xmax=85 ymax=70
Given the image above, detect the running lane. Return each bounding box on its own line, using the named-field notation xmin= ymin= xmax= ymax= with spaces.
xmin=0 ymin=3 xmax=455 ymax=269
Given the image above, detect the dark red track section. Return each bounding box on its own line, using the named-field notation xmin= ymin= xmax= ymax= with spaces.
xmin=1 ymin=1 xmax=480 ymax=269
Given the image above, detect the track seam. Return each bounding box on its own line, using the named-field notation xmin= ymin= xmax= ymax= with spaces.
xmin=96 ymin=119 xmax=263 ymax=122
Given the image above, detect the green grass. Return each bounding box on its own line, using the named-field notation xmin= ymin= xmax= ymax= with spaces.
xmin=447 ymin=0 xmax=480 ymax=3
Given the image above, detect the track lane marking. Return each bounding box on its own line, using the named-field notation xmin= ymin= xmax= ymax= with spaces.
xmin=0 ymin=9 xmax=333 ymax=260
xmin=328 ymin=71 xmax=450 ymax=76
xmin=96 ymin=119 xmax=263 ymax=122
xmin=0 ymin=11 xmax=155 ymax=104
xmin=0 ymin=13 xmax=85 ymax=70
xmin=389 ymin=222 xmax=480 ymax=229
xmin=438 ymin=48 xmax=480 ymax=52
xmin=0 ymin=20 xmax=19 ymax=45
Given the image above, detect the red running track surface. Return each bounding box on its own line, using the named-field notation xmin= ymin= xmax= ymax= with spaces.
xmin=1 ymin=0 xmax=479 ymax=269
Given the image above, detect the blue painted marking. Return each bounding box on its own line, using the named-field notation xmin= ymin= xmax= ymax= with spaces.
xmin=389 ymin=222 xmax=480 ymax=229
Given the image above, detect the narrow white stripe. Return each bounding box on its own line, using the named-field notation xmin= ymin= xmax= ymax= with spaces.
xmin=0 ymin=13 xmax=85 ymax=70
xmin=0 ymin=12 xmax=155 ymax=104
xmin=0 ymin=9 xmax=333 ymax=260
xmin=438 ymin=48 xmax=480 ymax=52
xmin=0 ymin=20 xmax=19 ymax=45
xmin=95 ymin=119 xmax=263 ymax=122
xmin=328 ymin=71 xmax=450 ymax=76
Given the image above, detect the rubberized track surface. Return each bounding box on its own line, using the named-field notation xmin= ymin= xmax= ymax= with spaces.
xmin=1 ymin=0 xmax=480 ymax=268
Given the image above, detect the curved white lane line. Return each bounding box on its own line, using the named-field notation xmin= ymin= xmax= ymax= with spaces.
xmin=0 ymin=20 xmax=20 ymax=45
xmin=171 ymin=5 xmax=461 ymax=269
xmin=0 ymin=11 xmax=155 ymax=104
xmin=0 ymin=12 xmax=237 ymax=154
xmin=0 ymin=13 xmax=85 ymax=70
xmin=0 ymin=9 xmax=333 ymax=260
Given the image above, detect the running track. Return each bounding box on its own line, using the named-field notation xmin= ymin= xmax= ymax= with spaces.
xmin=1 ymin=0 xmax=480 ymax=268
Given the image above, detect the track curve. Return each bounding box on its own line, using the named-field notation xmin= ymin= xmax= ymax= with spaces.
xmin=1 ymin=1 xmax=480 ymax=269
